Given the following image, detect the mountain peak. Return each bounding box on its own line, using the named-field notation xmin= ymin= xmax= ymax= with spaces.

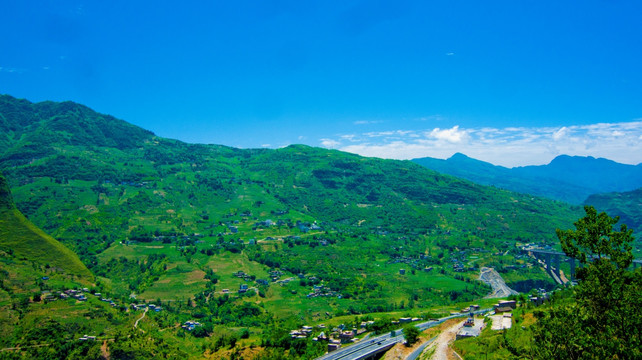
xmin=548 ymin=154 xmax=625 ymax=169
xmin=0 ymin=95 xmax=155 ymax=153
xmin=449 ymin=152 xmax=471 ymax=160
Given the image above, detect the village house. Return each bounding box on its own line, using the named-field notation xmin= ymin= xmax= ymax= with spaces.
xmin=496 ymin=300 xmax=517 ymax=310
xmin=328 ymin=339 xmax=341 ymax=352
xmin=494 ymin=306 xmax=513 ymax=314
xmin=339 ymin=330 xmax=355 ymax=343
xmin=182 ymin=320 xmax=202 ymax=331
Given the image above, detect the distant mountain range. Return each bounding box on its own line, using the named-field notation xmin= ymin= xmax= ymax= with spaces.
xmin=412 ymin=153 xmax=642 ymax=205
xmin=412 ymin=153 xmax=642 ymax=235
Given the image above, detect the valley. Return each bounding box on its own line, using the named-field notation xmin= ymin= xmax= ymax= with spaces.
xmin=0 ymin=95 xmax=639 ymax=359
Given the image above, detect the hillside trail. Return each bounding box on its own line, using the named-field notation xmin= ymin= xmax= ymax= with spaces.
xmin=134 ymin=307 xmax=148 ymax=330
xmin=423 ymin=319 xmax=465 ymax=360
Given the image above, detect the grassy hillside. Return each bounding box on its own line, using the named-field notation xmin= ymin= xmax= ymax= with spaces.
xmin=0 ymin=173 xmax=14 ymax=211
xmin=0 ymin=174 xmax=92 ymax=279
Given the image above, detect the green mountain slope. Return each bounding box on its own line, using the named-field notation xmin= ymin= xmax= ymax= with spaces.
xmin=0 ymin=94 xmax=597 ymax=359
xmin=412 ymin=153 xmax=642 ymax=204
xmin=0 ymin=94 xmax=580 ymax=312
xmin=0 ymin=94 xmax=154 ymax=170
xmin=584 ymin=188 xmax=642 ymax=237
xmin=0 ymin=173 xmax=92 ymax=278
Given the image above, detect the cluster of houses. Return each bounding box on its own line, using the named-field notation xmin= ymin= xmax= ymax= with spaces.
xmin=130 ymin=303 xmax=163 ymax=312
xmin=290 ymin=325 xmax=315 ymax=339
xmin=96 ymin=294 xmax=119 ymax=308
xmin=275 ymin=277 xmax=294 ymax=286
xmin=40 ymin=287 xmax=142 ymax=312
xmin=218 ymin=215 xmax=323 ymax=237
xmin=388 ymin=254 xmax=433 ymax=270
xmin=233 ymin=270 xmax=254 ymax=281
xmin=182 ymin=320 xmax=202 ymax=331
xmin=296 ymin=317 xmax=432 ymax=353
xmin=45 ymin=288 xmax=111 ymax=304
xmin=289 ymin=323 xmax=366 ymax=353
xmin=254 ymin=219 xmax=276 ymax=227
xmin=60 ymin=289 xmax=88 ymax=301
xmin=269 ymin=270 xmax=285 ymax=282
xmin=306 ymin=284 xmax=341 ymax=299
xmin=451 ymin=255 xmax=476 ymax=272
xmin=78 ymin=334 xmax=97 ymax=341
xmin=448 ymin=249 xmax=492 ymax=272
xmin=296 ymin=221 xmax=322 ymax=233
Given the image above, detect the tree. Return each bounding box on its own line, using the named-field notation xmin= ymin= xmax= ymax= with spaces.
xmin=532 ymin=206 xmax=642 ymax=359
xmin=557 ymin=205 xmax=633 ymax=270
xmin=403 ymin=325 xmax=420 ymax=347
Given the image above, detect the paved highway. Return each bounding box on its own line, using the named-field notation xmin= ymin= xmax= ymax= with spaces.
xmin=316 ymin=309 xmax=492 ymax=360
xmin=316 ymin=331 xmax=402 ymax=360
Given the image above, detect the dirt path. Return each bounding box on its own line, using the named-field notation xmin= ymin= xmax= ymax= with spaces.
xmin=423 ymin=319 xmax=465 ymax=360
xmin=134 ymin=307 xmax=148 ymax=329
xmin=100 ymin=340 xmax=110 ymax=359
xmin=1 ymin=344 xmax=50 ymax=351
xmin=479 ymin=267 xmax=518 ymax=298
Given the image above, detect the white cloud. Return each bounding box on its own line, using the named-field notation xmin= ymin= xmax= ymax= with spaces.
xmin=428 ymin=126 xmax=467 ymax=143
xmin=417 ymin=114 xmax=445 ymax=122
xmin=320 ymin=121 xmax=642 ymax=167
xmin=354 ymin=120 xmax=383 ymax=125
xmin=552 ymin=127 xmax=569 ymax=141
xmin=0 ymin=66 xmax=26 ymax=74
xmin=320 ymin=139 xmax=341 ymax=148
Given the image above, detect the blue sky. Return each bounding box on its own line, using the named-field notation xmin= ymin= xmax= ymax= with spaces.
xmin=1 ymin=1 xmax=641 ymax=167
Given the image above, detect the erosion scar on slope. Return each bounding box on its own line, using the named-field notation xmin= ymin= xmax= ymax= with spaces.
xmin=479 ymin=267 xmax=518 ymax=298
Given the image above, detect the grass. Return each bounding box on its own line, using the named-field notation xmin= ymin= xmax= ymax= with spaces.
xmin=0 ymin=208 xmax=92 ymax=279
